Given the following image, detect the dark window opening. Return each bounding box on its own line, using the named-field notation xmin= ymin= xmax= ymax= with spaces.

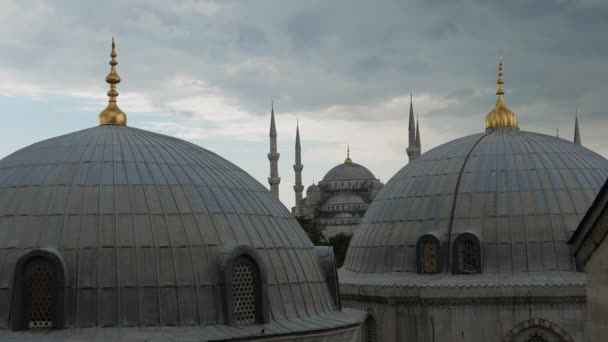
xmin=423 ymin=240 xmax=438 ymax=273
xmin=24 ymin=257 xmax=57 ymax=329
xmin=453 ymin=233 xmax=481 ymax=274
xmin=365 ymin=315 xmax=377 ymax=342
xmin=525 ymin=331 xmax=548 ymax=342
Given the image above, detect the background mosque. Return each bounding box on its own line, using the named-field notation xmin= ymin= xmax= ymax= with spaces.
xmin=338 ymin=58 xmax=605 ymax=342
xmin=267 ymin=95 xmax=422 ymax=238
xmin=0 ymin=40 xmax=367 ymax=341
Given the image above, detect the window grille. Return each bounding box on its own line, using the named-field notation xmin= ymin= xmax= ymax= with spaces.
xmin=366 ymin=316 xmax=377 ymax=342
xmin=27 ymin=259 xmax=56 ymax=328
xmin=232 ymin=262 xmax=256 ymax=324
xmin=460 ymin=240 xmax=477 ymax=273
xmin=423 ymin=240 xmax=438 ymax=273
xmin=525 ymin=332 xmax=547 ymax=342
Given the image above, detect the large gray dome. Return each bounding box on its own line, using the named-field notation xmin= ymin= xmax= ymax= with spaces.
xmin=0 ymin=125 xmax=336 ymax=329
xmin=322 ymin=162 xmax=376 ymax=181
xmin=344 ymin=128 xmax=608 ymax=275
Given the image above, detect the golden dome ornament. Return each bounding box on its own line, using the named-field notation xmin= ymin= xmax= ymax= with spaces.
xmin=485 ymin=55 xmax=518 ymax=130
xmin=99 ymin=37 xmax=127 ymax=126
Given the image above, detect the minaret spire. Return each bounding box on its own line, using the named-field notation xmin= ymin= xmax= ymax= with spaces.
xmin=415 ymin=113 xmax=421 ymax=149
xmin=99 ymin=38 xmax=127 ymax=126
xmin=406 ymin=93 xmax=420 ymax=162
xmin=574 ymin=109 xmax=582 ymax=145
xmin=293 ymin=118 xmax=304 ymax=209
xmin=268 ymin=99 xmax=281 ymax=198
xmin=344 ymin=145 xmax=353 ymax=164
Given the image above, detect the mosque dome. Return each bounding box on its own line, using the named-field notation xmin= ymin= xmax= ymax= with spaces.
xmin=344 ymin=129 xmax=608 ymax=274
xmin=322 ymin=162 xmax=376 ymax=182
xmin=343 ymin=59 xmax=608 ymax=280
xmin=324 ymin=192 xmax=366 ymax=206
xmin=0 ymin=41 xmax=355 ymax=336
xmin=307 ymin=183 xmax=321 ymax=193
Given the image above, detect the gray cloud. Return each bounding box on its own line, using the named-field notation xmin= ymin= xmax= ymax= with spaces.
xmin=1 ymin=0 xmax=607 ymax=207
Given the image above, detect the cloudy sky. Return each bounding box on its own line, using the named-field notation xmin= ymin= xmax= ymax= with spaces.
xmin=1 ymin=0 xmax=607 ymax=209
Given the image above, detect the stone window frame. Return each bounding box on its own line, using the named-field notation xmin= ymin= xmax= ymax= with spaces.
xmin=452 ymin=233 xmax=482 ymax=274
xmin=416 ymin=234 xmax=442 ymax=274
xmin=10 ymin=249 xmax=67 ymax=331
xmin=220 ymin=245 xmax=269 ymax=325
xmin=501 ymin=318 xmax=574 ymax=342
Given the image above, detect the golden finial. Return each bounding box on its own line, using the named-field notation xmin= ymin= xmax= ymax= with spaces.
xmin=99 ymin=37 xmax=127 ymax=126
xmin=485 ymin=54 xmax=518 ymax=130
xmin=344 ymin=145 xmax=353 ymax=164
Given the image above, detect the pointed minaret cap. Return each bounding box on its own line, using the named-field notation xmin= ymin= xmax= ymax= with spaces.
xmin=344 ymin=145 xmax=353 ymax=164
xmin=99 ymin=38 xmax=127 ymax=126
xmin=574 ymin=109 xmax=582 ymax=145
xmin=485 ymin=55 xmax=518 ymax=130
xmin=269 ymin=98 xmax=277 ymax=137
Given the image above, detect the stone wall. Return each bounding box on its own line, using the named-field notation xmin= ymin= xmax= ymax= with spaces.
xmin=342 ymin=297 xmax=585 ymax=342
xmin=586 ymin=239 xmax=608 ymax=341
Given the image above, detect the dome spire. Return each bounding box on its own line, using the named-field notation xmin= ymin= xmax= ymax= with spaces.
xmin=345 ymin=145 xmax=352 ymax=164
xmin=99 ymin=38 xmax=127 ymax=126
xmin=485 ymin=54 xmax=518 ymax=130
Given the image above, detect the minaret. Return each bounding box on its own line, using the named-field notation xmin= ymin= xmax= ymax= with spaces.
xmin=574 ymin=110 xmax=582 ymax=145
xmin=293 ymin=119 xmax=304 ymax=209
xmin=268 ymin=100 xmax=281 ymax=198
xmin=415 ymin=114 xmax=421 ymax=154
xmin=406 ymin=93 xmax=420 ymax=162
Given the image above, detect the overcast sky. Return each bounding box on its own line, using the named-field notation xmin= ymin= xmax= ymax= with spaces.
xmin=1 ymin=0 xmax=607 ymax=209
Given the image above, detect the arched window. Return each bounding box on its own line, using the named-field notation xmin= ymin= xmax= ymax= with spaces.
xmin=11 ymin=249 xmax=66 ymax=331
xmin=501 ymin=319 xmax=573 ymax=342
xmin=416 ymin=235 xmax=441 ymax=274
xmin=364 ymin=314 xmax=378 ymax=342
xmin=25 ymin=258 xmax=56 ymax=328
xmin=232 ymin=260 xmax=257 ymax=324
xmin=222 ymin=245 xmax=268 ymax=326
xmin=452 ymin=233 xmax=481 ymax=274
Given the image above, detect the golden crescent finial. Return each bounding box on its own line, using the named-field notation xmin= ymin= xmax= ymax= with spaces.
xmin=99 ymin=37 xmax=127 ymax=126
xmin=345 ymin=145 xmax=352 ymax=164
xmin=484 ymin=54 xmax=518 ymax=130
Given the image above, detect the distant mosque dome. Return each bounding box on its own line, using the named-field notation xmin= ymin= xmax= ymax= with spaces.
xmin=322 ymin=162 xmax=377 ymax=182
xmin=0 ymin=39 xmax=363 ymax=340
xmin=307 ymin=183 xmax=321 ymax=193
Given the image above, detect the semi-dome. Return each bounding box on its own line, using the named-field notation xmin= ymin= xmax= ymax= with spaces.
xmin=344 ymin=128 xmax=608 ymax=275
xmin=307 ymin=183 xmax=321 ymax=192
xmin=322 ymin=162 xmax=376 ymax=181
xmin=325 ymin=192 xmax=366 ymax=206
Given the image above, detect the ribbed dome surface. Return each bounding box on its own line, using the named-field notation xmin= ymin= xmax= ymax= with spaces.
xmin=344 ymin=128 xmax=608 ymax=274
xmin=0 ymin=125 xmax=335 ymax=328
xmin=322 ymin=162 xmax=376 ymax=181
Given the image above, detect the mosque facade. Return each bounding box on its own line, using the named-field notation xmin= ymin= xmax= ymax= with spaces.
xmin=339 ymin=59 xmax=608 ymax=342
xmin=269 ymin=96 xmax=422 ymax=238
xmin=0 ymin=40 xmax=367 ymax=341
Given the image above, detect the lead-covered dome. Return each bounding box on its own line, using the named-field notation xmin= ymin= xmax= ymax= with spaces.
xmin=322 ymin=162 xmax=376 ymax=181
xmin=344 ymin=128 xmax=608 ymax=274
xmin=0 ymin=125 xmax=336 ymax=328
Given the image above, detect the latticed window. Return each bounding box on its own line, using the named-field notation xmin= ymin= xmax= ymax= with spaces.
xmin=365 ymin=315 xmax=377 ymax=342
xmin=459 ymin=239 xmax=478 ymax=273
xmin=423 ymin=240 xmax=438 ymax=273
xmin=25 ymin=258 xmax=56 ymax=328
xmin=525 ymin=331 xmax=547 ymax=342
xmin=232 ymin=262 xmax=256 ymax=324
